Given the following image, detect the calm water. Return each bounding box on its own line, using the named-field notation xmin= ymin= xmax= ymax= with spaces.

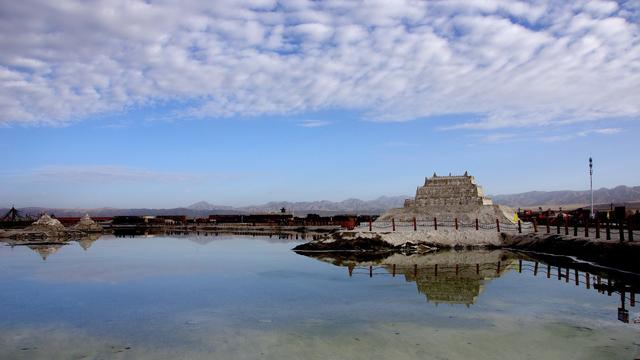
xmin=0 ymin=234 xmax=639 ymax=359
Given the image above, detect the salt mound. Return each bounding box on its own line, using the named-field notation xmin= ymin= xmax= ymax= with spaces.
xmin=74 ymin=214 xmax=103 ymax=232
xmin=28 ymin=214 xmax=65 ymax=230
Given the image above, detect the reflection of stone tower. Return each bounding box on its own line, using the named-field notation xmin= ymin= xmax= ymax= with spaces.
xmin=393 ymin=262 xmax=513 ymax=305
xmin=27 ymin=244 xmax=63 ymax=261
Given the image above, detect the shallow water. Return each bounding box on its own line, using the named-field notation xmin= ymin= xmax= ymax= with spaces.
xmin=0 ymin=234 xmax=639 ymax=359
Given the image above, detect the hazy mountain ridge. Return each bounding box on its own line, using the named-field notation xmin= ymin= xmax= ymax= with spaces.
xmin=237 ymin=196 xmax=408 ymax=215
xmin=491 ymin=185 xmax=640 ymax=207
xmin=4 ymin=186 xmax=639 ymax=217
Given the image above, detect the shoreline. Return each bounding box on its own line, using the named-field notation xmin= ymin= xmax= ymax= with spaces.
xmin=292 ymin=229 xmax=640 ymax=273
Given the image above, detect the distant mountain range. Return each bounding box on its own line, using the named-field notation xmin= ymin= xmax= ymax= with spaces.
xmin=3 ymin=186 xmax=640 ymax=218
xmin=491 ymin=185 xmax=640 ymax=208
xmin=2 ymin=196 xmax=408 ymax=218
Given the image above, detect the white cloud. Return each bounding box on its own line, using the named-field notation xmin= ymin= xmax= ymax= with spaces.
xmin=479 ymin=133 xmax=517 ymax=143
xmin=577 ymin=127 xmax=621 ymax=136
xmin=0 ymin=0 xmax=638 ymax=129
xmin=540 ymin=127 xmax=622 ymax=142
xmin=297 ymin=119 xmax=331 ymax=128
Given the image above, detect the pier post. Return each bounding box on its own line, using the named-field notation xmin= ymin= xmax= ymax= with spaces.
xmin=392 ymin=218 xmax=396 ymax=232
xmin=455 ymin=218 xmax=459 ymax=230
xmin=586 ymin=273 xmax=590 ymax=289
xmin=565 ymin=268 xmax=569 ymax=283
xmin=476 ymin=264 xmax=480 ymax=274
xmin=628 ymin=220 xmax=634 ymax=242
xmin=584 ymin=222 xmax=589 ymax=238
xmin=496 ymin=261 xmax=501 ymax=274
xmin=534 ymin=262 xmax=539 ymax=276
xmin=546 ymin=218 xmax=550 ymax=234
xmin=564 ymin=218 xmax=568 ymax=235
xmin=557 ymin=267 xmax=561 ymax=280
xmin=547 ymin=264 xmax=551 ymax=278
xmin=434 ymin=217 xmax=437 ymax=230
xmin=369 ymin=266 xmax=373 ymax=278
xmin=413 ymin=217 xmax=417 ymax=231
xmin=369 ymin=219 xmax=372 ymax=232
xmin=434 ymin=264 xmax=438 ymax=277
xmin=392 ymin=264 xmax=396 ymax=277
xmin=595 ymin=220 xmax=600 ymax=239
xmin=631 ymin=292 xmax=635 ymax=307
xmin=455 ymin=264 xmax=459 ymax=276
xmin=476 ymin=218 xmax=479 ymax=231
xmin=575 ymin=270 xmax=579 ymax=286
xmin=619 ymin=221 xmax=625 ymax=242
xmin=518 ymin=220 xmax=522 ymax=233
xmin=573 ymin=221 xmax=578 ymax=236
xmin=496 ymin=219 xmax=500 ymax=233
xmin=414 ymin=264 xmax=418 ymax=277
xmin=606 ymin=221 xmax=611 ymax=240
xmin=556 ymin=222 xmax=560 ymax=235
xmin=518 ymin=260 xmax=522 ymax=273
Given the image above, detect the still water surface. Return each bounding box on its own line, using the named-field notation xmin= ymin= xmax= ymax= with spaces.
xmin=0 ymin=234 xmax=639 ymax=359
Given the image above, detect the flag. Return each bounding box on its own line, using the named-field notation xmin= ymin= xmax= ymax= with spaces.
xmin=513 ymin=212 xmax=519 ymax=222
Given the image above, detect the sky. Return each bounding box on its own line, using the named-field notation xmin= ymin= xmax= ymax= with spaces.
xmin=1 ymin=0 xmax=639 ymax=208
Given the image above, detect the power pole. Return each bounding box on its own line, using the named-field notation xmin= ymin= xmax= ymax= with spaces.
xmin=589 ymin=157 xmax=594 ymax=218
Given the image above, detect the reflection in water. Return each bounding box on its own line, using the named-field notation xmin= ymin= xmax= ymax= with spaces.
xmin=296 ymin=250 xmax=640 ymax=323
xmin=26 ymin=243 xmax=64 ymax=261
xmin=0 ymin=235 xmax=639 ymax=359
xmin=77 ymin=233 xmax=101 ymax=251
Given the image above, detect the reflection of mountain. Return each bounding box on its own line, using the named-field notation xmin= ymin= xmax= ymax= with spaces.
xmin=298 ymin=250 xmax=516 ymax=305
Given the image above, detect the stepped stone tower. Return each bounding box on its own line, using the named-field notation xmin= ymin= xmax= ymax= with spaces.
xmin=403 ymin=171 xmax=493 ymax=211
xmin=378 ymin=171 xmax=514 ymax=223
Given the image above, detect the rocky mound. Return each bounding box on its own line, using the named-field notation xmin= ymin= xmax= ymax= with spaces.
xmin=74 ymin=214 xmax=103 ymax=232
xmin=25 ymin=214 xmax=67 ymax=235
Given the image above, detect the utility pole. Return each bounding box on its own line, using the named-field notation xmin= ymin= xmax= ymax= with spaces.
xmin=589 ymin=157 xmax=594 ymax=219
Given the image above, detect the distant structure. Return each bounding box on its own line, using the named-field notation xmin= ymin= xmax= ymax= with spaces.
xmin=589 ymin=157 xmax=594 ymax=218
xmin=403 ymin=171 xmax=493 ymax=211
xmin=2 ymin=206 xmax=20 ymax=221
xmin=378 ymin=171 xmax=515 ymax=223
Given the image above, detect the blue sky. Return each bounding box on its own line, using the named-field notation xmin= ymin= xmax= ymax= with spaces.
xmin=1 ymin=0 xmax=639 ymax=208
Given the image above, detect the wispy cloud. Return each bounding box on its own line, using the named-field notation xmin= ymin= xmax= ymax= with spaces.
xmin=0 ymin=1 xmax=638 ymax=129
xmin=383 ymin=141 xmax=419 ymax=148
xmin=0 ymin=165 xmax=273 ymax=185
xmin=478 ymin=133 xmax=517 ymax=143
xmin=298 ymin=120 xmax=331 ymax=128
xmin=27 ymin=165 xmax=202 ymax=183
xmin=540 ymin=127 xmax=622 ymax=142
xmin=577 ymin=128 xmax=621 ymax=136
